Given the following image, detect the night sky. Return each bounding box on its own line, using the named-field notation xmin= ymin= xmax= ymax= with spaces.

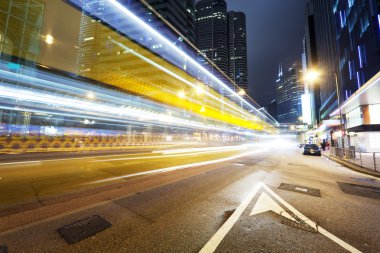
xmin=227 ymin=0 xmax=310 ymax=106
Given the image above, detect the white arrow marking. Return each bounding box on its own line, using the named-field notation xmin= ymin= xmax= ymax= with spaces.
xmin=199 ymin=182 xmax=362 ymax=253
xmin=249 ymin=192 xmax=297 ymax=222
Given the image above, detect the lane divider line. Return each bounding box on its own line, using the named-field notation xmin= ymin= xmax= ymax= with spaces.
xmin=92 ymin=148 xmax=247 ymax=163
xmin=89 ymin=148 xmax=269 ymax=184
xmin=0 ymin=152 xmax=155 ymax=167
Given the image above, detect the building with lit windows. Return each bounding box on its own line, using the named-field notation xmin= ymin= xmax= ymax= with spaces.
xmin=195 ymin=0 xmax=229 ymax=80
xmin=305 ymin=0 xmax=380 ymax=149
xmin=334 ymin=0 xmax=380 ymax=99
xmin=146 ymin=0 xmax=196 ymax=46
xmin=228 ymin=11 xmax=248 ymax=93
xmin=275 ymin=63 xmax=304 ymax=124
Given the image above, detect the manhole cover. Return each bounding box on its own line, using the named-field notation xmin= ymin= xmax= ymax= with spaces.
xmin=338 ymin=182 xmax=380 ymax=199
xmin=0 ymin=245 xmax=8 ymax=253
xmin=57 ymin=215 xmax=111 ymax=244
xmin=278 ymin=183 xmax=321 ymax=197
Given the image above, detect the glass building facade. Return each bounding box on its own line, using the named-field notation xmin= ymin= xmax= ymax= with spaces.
xmin=276 ymin=63 xmax=304 ymax=124
xmin=0 ymin=0 xmax=275 ymax=152
xmin=334 ymin=0 xmax=380 ymax=98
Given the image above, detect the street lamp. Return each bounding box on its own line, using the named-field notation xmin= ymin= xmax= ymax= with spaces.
xmin=304 ymin=69 xmax=345 ymax=147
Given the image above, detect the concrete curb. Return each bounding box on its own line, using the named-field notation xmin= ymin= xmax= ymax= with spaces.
xmin=322 ymin=154 xmax=380 ymax=178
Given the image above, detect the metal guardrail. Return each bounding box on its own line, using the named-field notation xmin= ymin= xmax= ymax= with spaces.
xmin=330 ymin=147 xmax=379 ymax=172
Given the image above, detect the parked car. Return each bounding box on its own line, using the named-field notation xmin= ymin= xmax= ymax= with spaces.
xmin=303 ymin=144 xmax=321 ymax=156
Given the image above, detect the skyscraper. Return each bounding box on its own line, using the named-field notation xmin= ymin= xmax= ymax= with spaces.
xmin=195 ymin=0 xmax=228 ymax=78
xmin=276 ymin=63 xmax=304 ymax=123
xmin=334 ymin=0 xmax=380 ymax=99
xmin=305 ymin=0 xmax=340 ymax=123
xmin=228 ymin=11 xmax=248 ymax=93
xmin=146 ymin=0 xmax=196 ymax=46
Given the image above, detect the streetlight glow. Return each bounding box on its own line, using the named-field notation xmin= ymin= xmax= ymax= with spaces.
xmin=304 ymin=69 xmax=321 ymax=83
xmin=178 ymin=91 xmax=186 ymax=98
xmin=86 ymin=92 xmax=95 ymax=99
xmin=45 ymin=34 xmax=54 ymax=45
xmin=196 ymin=86 xmax=204 ymax=95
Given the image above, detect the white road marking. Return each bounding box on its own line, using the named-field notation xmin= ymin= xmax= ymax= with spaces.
xmin=261 ymin=184 xmax=361 ymax=253
xmin=199 ymin=183 xmax=263 ymax=253
xmin=153 ymin=144 xmax=256 ymax=155
xmin=199 ymin=182 xmax=362 ymax=253
xmin=0 ymin=145 xmax=250 ymax=167
xmin=89 ymin=149 xmax=268 ymax=184
xmin=233 ymin=163 xmax=245 ymax=166
xmin=93 ymin=149 xmax=241 ymax=162
xmin=0 ymin=152 xmax=152 ymax=167
xmin=249 ymin=192 xmax=297 ymax=222
xmin=295 ymin=187 xmax=308 ymax=192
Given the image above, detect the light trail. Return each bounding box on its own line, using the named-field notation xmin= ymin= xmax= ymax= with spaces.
xmin=92 ymin=147 xmax=247 ymax=163
xmin=89 ymin=148 xmax=269 ymax=184
xmin=111 ymin=40 xmax=260 ymax=123
xmin=153 ymin=144 xmax=260 ymax=155
xmin=0 ymin=83 xmax=248 ymax=134
xmin=105 ymin=0 xmax=274 ymax=124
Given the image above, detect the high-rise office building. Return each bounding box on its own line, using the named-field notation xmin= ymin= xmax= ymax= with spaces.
xmin=305 ymin=0 xmax=380 ymax=122
xmin=228 ymin=11 xmax=248 ymax=93
xmin=276 ymin=63 xmax=304 ymax=124
xmin=305 ymin=0 xmax=340 ymax=123
xmin=334 ymin=0 xmax=380 ymax=98
xmin=146 ymin=0 xmax=196 ymax=46
xmin=195 ymin=0 xmax=228 ymax=78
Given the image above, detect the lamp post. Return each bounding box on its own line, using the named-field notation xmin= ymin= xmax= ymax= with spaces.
xmin=304 ymin=69 xmax=345 ymax=147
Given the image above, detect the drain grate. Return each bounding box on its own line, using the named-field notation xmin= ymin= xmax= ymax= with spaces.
xmin=278 ymin=183 xmax=321 ymax=197
xmin=338 ymin=182 xmax=380 ymax=199
xmin=57 ymin=215 xmax=111 ymax=244
xmin=0 ymin=245 xmax=8 ymax=253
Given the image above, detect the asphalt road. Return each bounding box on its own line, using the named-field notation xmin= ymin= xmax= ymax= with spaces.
xmin=0 ymin=141 xmax=379 ymax=253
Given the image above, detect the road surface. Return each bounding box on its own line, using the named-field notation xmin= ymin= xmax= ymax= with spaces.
xmin=0 ymin=141 xmax=379 ymax=252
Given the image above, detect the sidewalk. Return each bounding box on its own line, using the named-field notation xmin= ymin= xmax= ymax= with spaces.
xmin=322 ymin=150 xmax=380 ymax=178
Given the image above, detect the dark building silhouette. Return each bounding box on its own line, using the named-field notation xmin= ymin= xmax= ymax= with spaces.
xmin=228 ymin=11 xmax=248 ymax=93
xmin=305 ymin=0 xmax=340 ymax=123
xmin=264 ymin=99 xmax=277 ymax=122
xmin=145 ymin=0 xmax=196 ymax=46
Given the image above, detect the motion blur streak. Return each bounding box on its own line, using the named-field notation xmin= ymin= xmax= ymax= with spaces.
xmin=90 ymin=148 xmax=269 ymax=184
xmin=153 ymin=144 xmax=260 ymax=154
xmin=93 ymin=145 xmax=252 ymax=162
